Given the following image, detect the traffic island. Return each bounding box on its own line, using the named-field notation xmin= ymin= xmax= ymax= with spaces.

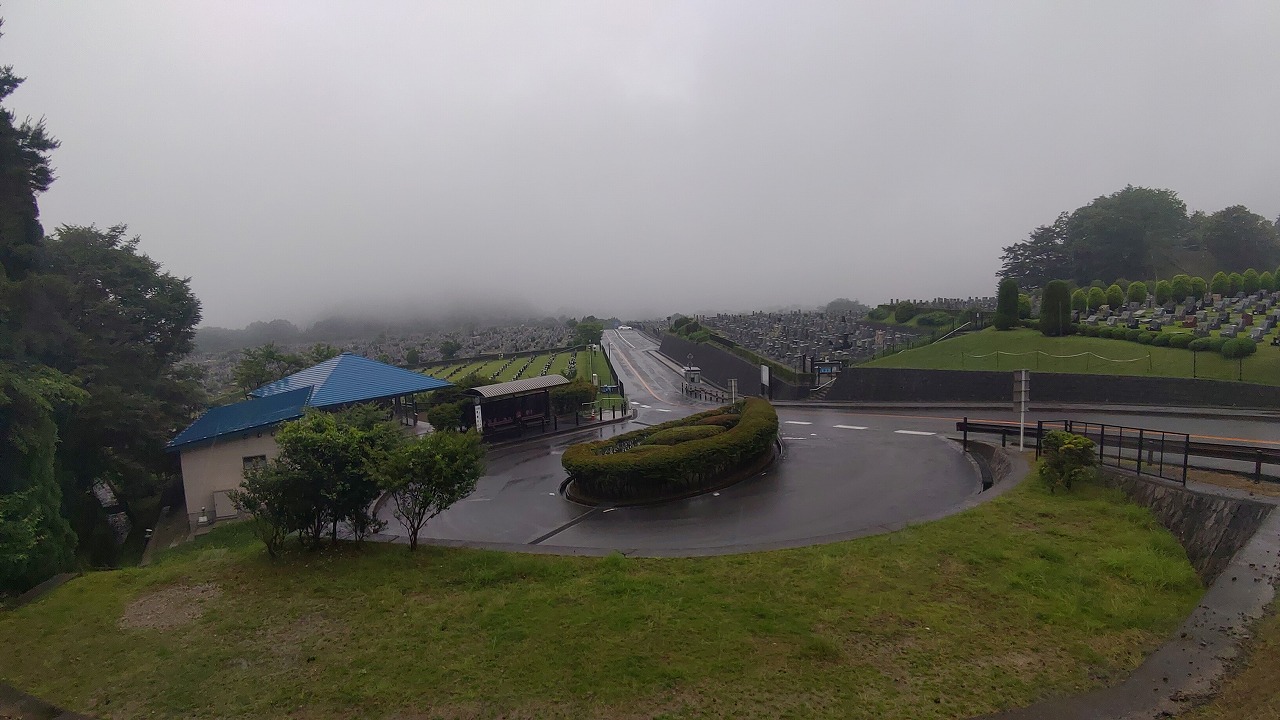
xmin=561 ymin=397 xmax=779 ymax=505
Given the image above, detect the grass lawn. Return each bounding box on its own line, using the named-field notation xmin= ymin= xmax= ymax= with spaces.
xmin=866 ymin=328 xmax=1280 ymax=384
xmin=0 ymin=478 xmax=1201 ymax=719
xmin=576 ymin=349 xmax=615 ymax=386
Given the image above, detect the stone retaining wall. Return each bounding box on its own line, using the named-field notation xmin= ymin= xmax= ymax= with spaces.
xmin=1099 ymin=469 xmax=1274 ymax=584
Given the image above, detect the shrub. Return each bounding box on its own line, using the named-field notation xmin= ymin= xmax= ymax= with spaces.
xmin=1136 ymin=331 xmax=1155 ymax=344
xmin=563 ymin=398 xmax=778 ymax=502
xmin=1080 ymin=324 xmax=1099 ymax=337
xmin=1127 ymin=280 xmax=1148 ymax=305
xmin=1169 ymin=275 xmax=1190 ymax=303
xmin=1096 ymin=326 xmax=1114 ymax=339
xmin=1191 ymin=276 xmax=1208 ymax=299
xmin=1243 ymin=268 xmax=1261 ymax=295
xmin=1106 ymin=284 xmax=1124 ymax=309
xmin=1155 ymin=280 xmax=1172 ymax=305
xmin=894 ymin=302 xmax=918 ymax=322
xmin=1221 ymin=338 xmax=1257 ymax=359
xmin=1229 ymin=272 xmax=1243 ymax=296
xmin=1188 ymin=337 xmax=1214 ymax=352
xmin=1071 ymin=289 xmax=1087 ymax=312
xmin=1037 ymin=430 xmax=1097 ymax=493
xmin=994 ymin=279 xmax=1019 ymax=330
xmin=550 ymin=380 xmax=597 ymax=415
xmin=1152 ymin=333 xmax=1171 ymax=347
xmin=867 ymin=306 xmax=890 ymax=321
xmin=1207 ymin=337 xmax=1228 ymax=352
xmin=1125 ymin=328 xmax=1142 ymax=341
xmin=697 ymin=414 xmax=740 ymax=427
xmin=1210 ymin=271 xmax=1230 ymax=297
xmin=917 ymin=310 xmax=956 ymax=327
xmin=642 ymin=425 xmax=726 ymax=446
xmin=1168 ymin=334 xmax=1193 ymax=349
xmin=1040 ymin=280 xmax=1073 ymax=337
xmin=1086 ymin=286 xmax=1106 ymax=312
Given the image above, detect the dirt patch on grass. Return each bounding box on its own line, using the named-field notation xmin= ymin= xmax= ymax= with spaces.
xmin=118 ymin=583 xmax=222 ymax=630
xmin=1187 ymin=468 xmax=1280 ymax=498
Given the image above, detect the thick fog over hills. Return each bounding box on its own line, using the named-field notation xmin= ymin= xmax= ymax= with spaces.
xmin=3 ymin=1 xmax=1278 ymax=327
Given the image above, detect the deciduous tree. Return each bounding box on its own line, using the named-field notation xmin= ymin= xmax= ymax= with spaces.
xmin=380 ymin=430 xmax=484 ymax=551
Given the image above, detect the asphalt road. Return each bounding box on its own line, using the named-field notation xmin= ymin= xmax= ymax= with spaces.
xmin=377 ymin=328 xmax=983 ymax=555
xmin=378 ymin=328 xmax=1280 ymax=555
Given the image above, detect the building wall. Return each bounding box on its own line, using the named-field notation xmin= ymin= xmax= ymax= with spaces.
xmin=178 ymin=432 xmax=281 ymax=528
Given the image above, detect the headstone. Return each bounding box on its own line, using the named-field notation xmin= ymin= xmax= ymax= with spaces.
xmin=1183 ymin=318 xmax=1197 ymax=328
xmin=1107 ymin=316 xmax=1119 ymax=327
xmin=1221 ymin=326 xmax=1237 ymax=338
xmin=1244 ymin=313 xmax=1254 ymax=326
xmin=1209 ymin=319 xmax=1222 ymax=330
xmin=1251 ymin=328 xmax=1265 ymax=341
xmin=1195 ymin=328 xmax=1210 ymax=338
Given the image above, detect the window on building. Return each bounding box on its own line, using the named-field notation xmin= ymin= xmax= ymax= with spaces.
xmin=242 ymin=455 xmax=268 ymax=473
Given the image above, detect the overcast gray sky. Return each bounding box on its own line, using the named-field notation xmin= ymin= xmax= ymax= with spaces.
xmin=3 ymin=1 xmax=1277 ymax=327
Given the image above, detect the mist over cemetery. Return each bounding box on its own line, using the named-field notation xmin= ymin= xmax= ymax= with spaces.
xmin=6 ymin=5 xmax=1280 ymax=720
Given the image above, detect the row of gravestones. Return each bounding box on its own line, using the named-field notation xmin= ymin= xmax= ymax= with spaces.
xmin=1080 ymin=291 xmax=1280 ymax=341
xmin=711 ymin=310 xmax=922 ymax=367
xmin=491 ymin=356 xmax=517 ymax=380
xmin=539 ymin=352 xmax=558 ymax=377
xmin=512 ymin=354 xmax=537 ymax=381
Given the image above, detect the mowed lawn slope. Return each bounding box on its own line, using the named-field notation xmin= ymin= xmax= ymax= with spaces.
xmin=0 ymin=480 xmax=1201 ymax=720
xmin=866 ymin=328 xmax=1280 ymax=385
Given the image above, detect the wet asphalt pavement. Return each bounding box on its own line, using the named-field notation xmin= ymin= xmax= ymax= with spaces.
xmin=377 ymin=329 xmax=981 ymax=554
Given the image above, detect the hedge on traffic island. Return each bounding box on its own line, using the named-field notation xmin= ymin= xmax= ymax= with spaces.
xmin=562 ymin=397 xmax=779 ymax=503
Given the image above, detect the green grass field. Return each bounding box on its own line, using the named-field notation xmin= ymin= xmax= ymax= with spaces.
xmin=0 ymin=477 xmax=1201 ymax=719
xmin=866 ymin=328 xmax=1280 ymax=384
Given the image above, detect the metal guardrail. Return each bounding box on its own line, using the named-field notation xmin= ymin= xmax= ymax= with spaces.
xmin=957 ymin=418 xmax=1280 ymax=486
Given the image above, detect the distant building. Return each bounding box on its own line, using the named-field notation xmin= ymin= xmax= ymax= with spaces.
xmin=167 ymin=353 xmax=450 ymax=530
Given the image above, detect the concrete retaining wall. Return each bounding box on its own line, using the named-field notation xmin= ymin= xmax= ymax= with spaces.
xmin=824 ymin=367 xmax=1280 ymax=408
xmin=658 ymin=334 xmax=808 ymax=400
xmin=1099 ymin=469 xmax=1274 ymax=584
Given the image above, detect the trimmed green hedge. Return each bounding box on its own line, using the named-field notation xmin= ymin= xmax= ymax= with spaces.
xmin=697 ymin=414 xmax=739 ymax=427
xmin=562 ymin=398 xmax=779 ymax=502
xmin=642 ymin=425 xmax=725 ymax=446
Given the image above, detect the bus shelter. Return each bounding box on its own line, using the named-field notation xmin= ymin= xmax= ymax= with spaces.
xmin=464 ymin=374 xmax=570 ymax=438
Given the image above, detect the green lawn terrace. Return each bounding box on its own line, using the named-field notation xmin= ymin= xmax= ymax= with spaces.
xmin=867 ymin=327 xmax=1280 ymax=385
xmin=420 ymin=348 xmax=615 ymax=386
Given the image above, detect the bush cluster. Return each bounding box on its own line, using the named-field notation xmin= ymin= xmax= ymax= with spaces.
xmin=1037 ymin=430 xmax=1097 ymax=493
xmin=915 ymin=310 xmax=956 ymax=327
xmin=641 ymin=425 xmax=725 ymax=446
xmin=1078 ymin=323 xmax=1257 ymax=358
xmin=562 ymin=398 xmax=779 ymax=502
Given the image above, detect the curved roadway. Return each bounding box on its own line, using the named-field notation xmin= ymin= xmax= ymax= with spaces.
xmin=378 ymin=329 xmax=983 ymax=555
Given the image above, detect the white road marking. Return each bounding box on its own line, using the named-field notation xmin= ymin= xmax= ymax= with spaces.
xmin=894 ymin=430 xmax=936 ymax=436
xmin=784 ymin=420 xmax=813 ymax=425
xmin=602 ymin=507 xmax=617 ymax=513
xmin=781 ymin=436 xmax=808 ymax=440
xmin=654 ymin=408 xmax=672 ymax=412
xmin=614 ymin=329 xmax=637 ymax=349
xmin=640 ymin=404 xmax=651 ymax=408
xmin=630 ymin=401 xmax=640 ymax=405
xmin=833 ymin=424 xmax=869 ymax=430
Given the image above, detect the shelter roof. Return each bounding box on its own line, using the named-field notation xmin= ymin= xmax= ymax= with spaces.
xmin=167 ymin=387 xmax=312 ymax=450
xmin=251 ymin=352 xmax=451 ymax=407
xmin=465 ymin=374 xmax=570 ymax=399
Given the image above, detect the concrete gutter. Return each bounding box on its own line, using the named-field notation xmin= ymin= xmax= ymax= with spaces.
xmin=773 ymin=399 xmax=1280 ymax=421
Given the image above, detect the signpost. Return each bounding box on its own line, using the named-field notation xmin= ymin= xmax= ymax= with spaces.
xmin=728 ymin=378 xmax=737 ymax=405
xmin=1013 ymin=369 xmax=1030 ymax=450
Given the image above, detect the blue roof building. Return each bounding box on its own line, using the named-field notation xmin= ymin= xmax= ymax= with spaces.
xmin=169 ymin=353 xmax=451 ymax=529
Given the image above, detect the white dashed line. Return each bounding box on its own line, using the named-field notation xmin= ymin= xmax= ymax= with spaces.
xmin=784 ymin=420 xmax=813 ymax=425
xmin=894 ymin=430 xmax=936 ymax=436
xmin=654 ymin=408 xmax=672 ymax=413
xmin=640 ymin=404 xmax=651 ymax=408
xmin=630 ymin=401 xmax=640 ymax=406
xmin=833 ymin=424 xmax=868 ymax=430
xmin=781 ymin=436 xmax=808 ymax=440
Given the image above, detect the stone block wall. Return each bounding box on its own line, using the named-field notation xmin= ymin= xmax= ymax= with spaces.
xmin=1100 ymin=469 xmax=1274 ymax=584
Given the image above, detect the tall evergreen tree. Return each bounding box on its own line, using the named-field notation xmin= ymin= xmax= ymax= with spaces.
xmin=994 ymin=279 xmax=1019 ymax=330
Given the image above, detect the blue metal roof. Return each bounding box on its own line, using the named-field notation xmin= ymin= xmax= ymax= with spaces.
xmin=250 ymin=352 xmax=452 ymax=408
xmin=167 ymin=387 xmax=312 ymax=450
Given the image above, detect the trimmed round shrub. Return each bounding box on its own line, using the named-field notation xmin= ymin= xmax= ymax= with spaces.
xmin=563 ymin=398 xmax=779 ymax=502
xmin=697 ymin=414 xmax=739 ymax=427
xmin=1136 ymin=332 xmax=1155 ymax=344
xmin=1189 ymin=337 xmax=1214 ymax=351
xmin=1208 ymin=337 xmax=1228 ymax=352
xmin=1080 ymin=324 xmax=1099 ymax=337
xmin=1125 ymin=328 xmax=1142 ymax=342
xmin=1168 ymin=334 xmax=1193 ymax=349
xmin=1151 ymin=333 xmax=1171 ymax=347
xmin=1221 ymin=338 xmax=1258 ymax=359
xmin=642 ymin=425 xmax=725 ymax=446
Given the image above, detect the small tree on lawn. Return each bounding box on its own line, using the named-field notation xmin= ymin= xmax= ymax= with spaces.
xmin=994 ymin=279 xmax=1019 ymax=330
xmin=1038 ymin=430 xmax=1097 ymax=493
xmin=1071 ymin=289 xmax=1087 ymax=312
xmin=1039 ymin=280 xmax=1072 ymax=337
xmin=1086 ymin=286 xmax=1106 ymax=312
xmin=1190 ymin=276 xmax=1208 ymax=300
xmin=1155 ymin=279 xmax=1172 ymax=305
xmin=1210 ymin=271 xmax=1229 ymax=297
xmin=1126 ymin=280 xmax=1148 ymax=305
xmin=1105 ymin=284 xmax=1124 ymax=309
xmin=381 ymin=430 xmax=485 ymax=550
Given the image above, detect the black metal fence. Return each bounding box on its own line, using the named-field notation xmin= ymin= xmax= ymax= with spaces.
xmin=1035 ymin=420 xmax=1191 ymax=485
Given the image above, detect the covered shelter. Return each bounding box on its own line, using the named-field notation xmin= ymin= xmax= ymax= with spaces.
xmin=465 ymin=374 xmax=570 ymax=437
xmin=168 ymin=353 xmax=451 ymax=530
